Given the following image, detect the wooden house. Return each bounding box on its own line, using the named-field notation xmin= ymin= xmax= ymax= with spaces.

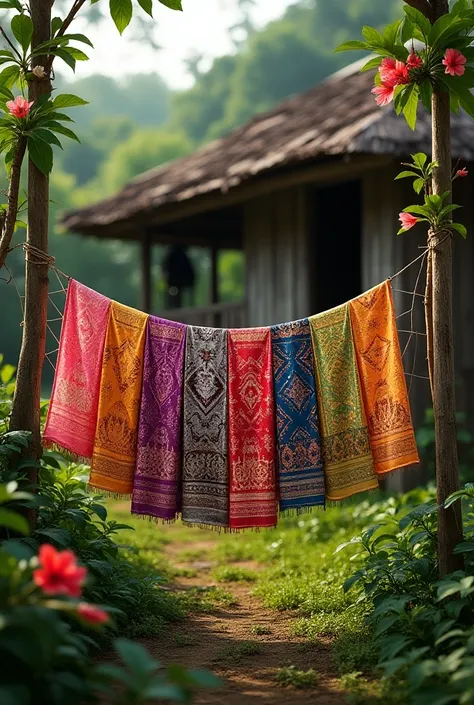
xmin=63 ymin=59 xmax=474 ymax=490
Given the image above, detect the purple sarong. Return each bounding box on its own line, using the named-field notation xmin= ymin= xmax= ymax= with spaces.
xmin=131 ymin=316 xmax=186 ymax=520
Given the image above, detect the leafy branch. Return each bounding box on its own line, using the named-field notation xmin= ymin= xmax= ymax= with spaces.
xmin=0 ymin=133 xmax=25 ymax=268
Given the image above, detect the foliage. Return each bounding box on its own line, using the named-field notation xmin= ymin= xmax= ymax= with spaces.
xmin=0 ymin=363 xmax=218 ymax=704
xmin=337 ymin=484 xmax=474 ymax=705
xmin=337 ymin=1 xmax=474 ymax=130
xmin=275 ymin=666 xmax=318 ymax=689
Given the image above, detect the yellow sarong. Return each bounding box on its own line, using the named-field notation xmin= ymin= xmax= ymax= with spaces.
xmin=89 ymin=301 xmax=148 ymax=496
xmin=309 ymin=304 xmax=378 ymax=501
xmin=349 ymin=281 xmax=419 ymax=474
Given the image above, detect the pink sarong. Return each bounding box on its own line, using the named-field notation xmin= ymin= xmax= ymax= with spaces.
xmin=43 ymin=279 xmax=111 ymax=460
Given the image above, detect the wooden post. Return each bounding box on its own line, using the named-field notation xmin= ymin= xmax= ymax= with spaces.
xmin=429 ymin=0 xmax=463 ymax=575
xmin=141 ymin=231 xmax=152 ymax=313
xmin=10 ymin=0 xmax=52 ymax=507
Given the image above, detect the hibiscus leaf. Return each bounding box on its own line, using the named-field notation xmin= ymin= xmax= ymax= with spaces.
xmin=403 ymin=84 xmax=419 ymax=131
xmin=335 ymin=40 xmax=368 ymax=52
xmin=360 ymin=56 xmax=383 ymax=73
xmin=451 ymin=222 xmax=467 ymax=239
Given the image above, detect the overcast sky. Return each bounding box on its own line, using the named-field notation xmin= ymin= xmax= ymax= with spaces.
xmin=65 ymin=0 xmax=294 ymax=89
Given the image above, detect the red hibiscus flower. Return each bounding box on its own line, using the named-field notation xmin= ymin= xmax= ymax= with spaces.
xmin=6 ymin=96 xmax=34 ymax=118
xmin=33 ymin=544 xmax=87 ymax=598
xmin=399 ymin=213 xmax=419 ymax=231
xmin=77 ymin=603 xmax=109 ymax=625
xmin=371 ymin=84 xmax=395 ymax=106
xmin=457 ymin=167 xmax=468 ymax=177
xmin=379 ymin=57 xmax=397 ymax=84
xmin=407 ymin=52 xmax=423 ymax=70
xmin=442 ymin=48 xmax=467 ymax=77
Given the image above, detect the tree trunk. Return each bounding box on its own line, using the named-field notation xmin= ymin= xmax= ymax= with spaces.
xmin=430 ymin=0 xmax=464 ymax=576
xmin=9 ymin=1 xmax=52 ymax=514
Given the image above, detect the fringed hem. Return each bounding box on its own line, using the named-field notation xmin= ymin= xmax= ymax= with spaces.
xmin=42 ymin=439 xmax=91 ymax=466
xmin=131 ymin=512 xmax=178 ymax=526
xmin=180 ymin=521 xmax=229 ymax=534
xmin=87 ymin=484 xmax=132 ymax=500
xmin=279 ymin=504 xmax=326 ymax=518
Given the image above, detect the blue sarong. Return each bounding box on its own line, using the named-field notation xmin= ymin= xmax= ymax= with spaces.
xmin=271 ymin=319 xmax=325 ymax=512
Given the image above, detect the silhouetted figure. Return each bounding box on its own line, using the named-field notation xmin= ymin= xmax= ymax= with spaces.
xmin=161 ymin=246 xmax=196 ymax=309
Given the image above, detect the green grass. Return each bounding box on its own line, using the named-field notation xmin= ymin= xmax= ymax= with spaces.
xmin=251 ymin=624 xmax=272 ymax=635
xmin=173 ymin=632 xmax=199 ymax=648
xmin=212 ymin=565 xmax=258 ymax=583
xmin=214 ymin=640 xmax=261 ymax=664
xmin=275 ymin=666 xmax=318 ymax=689
xmin=177 ymin=586 xmax=238 ymax=613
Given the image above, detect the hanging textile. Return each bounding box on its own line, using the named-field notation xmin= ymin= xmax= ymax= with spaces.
xmin=132 ymin=317 xmax=186 ymax=521
xmin=349 ymin=280 xmax=419 ymax=474
xmin=228 ymin=328 xmax=277 ymax=530
xmin=89 ymin=302 xmax=148 ymax=496
xmin=43 ymin=280 xmax=110 ymax=460
xmin=182 ymin=326 xmax=229 ymax=528
xmin=309 ymin=304 xmax=378 ymax=501
xmin=271 ymin=320 xmax=325 ymax=512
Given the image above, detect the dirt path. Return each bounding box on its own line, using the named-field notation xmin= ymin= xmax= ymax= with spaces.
xmin=141 ymin=537 xmax=347 ymax=704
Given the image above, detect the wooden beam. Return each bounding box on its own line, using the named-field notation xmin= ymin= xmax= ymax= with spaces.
xmin=141 ymin=231 xmax=152 ymax=312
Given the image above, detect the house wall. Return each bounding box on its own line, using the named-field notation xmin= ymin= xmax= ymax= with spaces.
xmin=243 ymin=186 xmax=312 ymax=327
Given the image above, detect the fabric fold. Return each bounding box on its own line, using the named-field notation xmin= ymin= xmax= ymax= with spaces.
xmin=182 ymin=326 xmax=229 ymax=528
xmin=90 ymin=301 xmax=148 ymax=496
xmin=309 ymin=304 xmax=378 ymax=501
xmin=349 ymin=280 xmax=419 ymax=474
xmin=132 ymin=317 xmax=186 ymax=521
xmin=43 ymin=280 xmax=110 ymax=460
xmin=228 ymin=328 xmax=277 ymax=529
xmin=271 ymin=319 xmax=325 ymax=512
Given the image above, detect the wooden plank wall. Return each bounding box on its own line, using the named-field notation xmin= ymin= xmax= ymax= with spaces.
xmin=244 ymin=186 xmax=311 ymax=327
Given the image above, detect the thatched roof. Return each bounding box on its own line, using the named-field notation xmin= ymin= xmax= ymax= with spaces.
xmin=63 ymin=59 xmax=474 ymax=239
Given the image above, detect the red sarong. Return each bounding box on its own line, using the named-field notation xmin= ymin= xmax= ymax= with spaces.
xmin=228 ymin=328 xmax=277 ymax=530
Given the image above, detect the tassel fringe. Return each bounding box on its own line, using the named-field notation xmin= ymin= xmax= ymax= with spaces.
xmin=42 ymin=439 xmax=91 ymax=466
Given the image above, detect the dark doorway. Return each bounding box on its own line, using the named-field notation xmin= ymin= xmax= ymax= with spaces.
xmin=312 ymin=180 xmax=362 ymax=313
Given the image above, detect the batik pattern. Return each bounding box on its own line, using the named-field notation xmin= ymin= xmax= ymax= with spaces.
xmin=182 ymin=326 xmax=229 ymax=527
xmin=43 ymin=280 xmax=111 ymax=460
xmin=90 ymin=302 xmax=148 ymax=496
xmin=228 ymin=328 xmax=277 ymax=529
xmin=271 ymin=319 xmax=325 ymax=511
xmin=132 ymin=317 xmax=186 ymax=520
xmin=349 ymin=280 xmax=419 ymax=474
xmin=309 ymin=304 xmax=378 ymax=500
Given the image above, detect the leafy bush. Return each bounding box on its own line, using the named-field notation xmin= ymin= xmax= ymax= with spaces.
xmin=338 ymin=485 xmax=474 ymax=705
xmin=0 ymin=360 xmax=219 ymax=704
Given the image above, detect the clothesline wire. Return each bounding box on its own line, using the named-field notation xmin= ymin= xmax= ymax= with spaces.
xmin=1 ymin=243 xmax=430 ymax=383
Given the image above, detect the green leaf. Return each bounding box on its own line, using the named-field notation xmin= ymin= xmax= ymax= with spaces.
xmin=403 ymin=205 xmax=431 ymax=216
xmin=53 ymin=93 xmax=88 ymax=108
xmin=362 ymin=26 xmax=385 ymax=48
xmin=439 ymin=204 xmax=461 ymax=219
xmin=451 ymin=222 xmax=467 ymax=238
xmin=0 ymin=0 xmax=22 ymax=8
xmin=451 ymin=0 xmax=470 ymax=15
xmin=383 ymin=20 xmax=402 ymax=49
xmin=419 ymin=80 xmax=433 ymax=114
xmin=428 ymin=12 xmax=457 ymax=46
xmin=395 ymin=170 xmax=419 ymax=180
xmin=61 ymin=33 xmax=94 ymax=48
xmin=110 ymin=0 xmax=133 ymax=34
xmin=64 ymin=47 xmax=89 ymax=61
xmin=55 ymin=48 xmax=76 ymax=72
xmin=403 ymin=84 xmax=419 ymax=130
xmin=31 ymin=128 xmax=63 ymax=149
xmin=45 ymin=122 xmax=80 ymax=143
xmin=360 ymin=56 xmax=383 ymax=73
xmin=158 ymin=0 xmax=183 ymax=9
xmin=335 ymin=40 xmax=368 ymax=53
xmin=401 ymin=17 xmax=416 ymax=45
xmin=28 ymin=136 xmax=53 ymax=175
xmin=403 ymin=5 xmax=432 ymax=40
xmin=0 ymin=508 xmax=29 ymax=534
xmin=137 ymin=0 xmax=153 ymax=16
xmin=411 ymin=152 xmax=427 ymax=169
xmin=413 ymin=178 xmax=425 ymax=194
xmin=0 ymin=364 xmax=15 ymax=383
xmin=51 ymin=16 xmax=63 ymax=35
xmin=114 ymin=638 xmax=158 ymax=674
xmin=11 ymin=14 xmax=33 ymax=54
xmin=0 ymin=65 xmax=20 ymax=90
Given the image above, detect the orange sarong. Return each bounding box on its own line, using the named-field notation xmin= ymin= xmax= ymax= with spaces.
xmin=89 ymin=301 xmax=148 ymax=496
xmin=349 ymin=281 xmax=419 ymax=475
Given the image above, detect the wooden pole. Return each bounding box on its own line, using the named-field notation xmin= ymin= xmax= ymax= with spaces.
xmin=9 ymin=0 xmax=52 ymax=520
xmin=141 ymin=231 xmax=152 ymax=312
xmin=429 ymin=0 xmax=464 ymax=575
